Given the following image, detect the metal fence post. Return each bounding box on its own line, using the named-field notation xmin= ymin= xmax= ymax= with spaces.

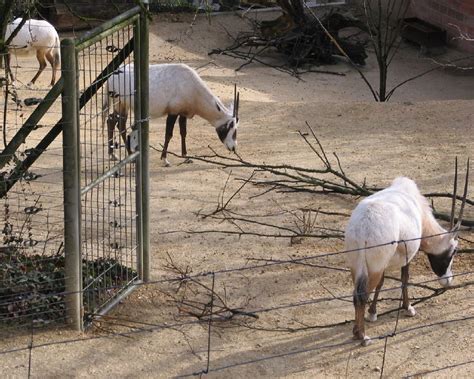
xmin=61 ymin=38 xmax=83 ymax=331
xmin=139 ymin=1 xmax=150 ymax=282
xmin=133 ymin=17 xmax=143 ymax=281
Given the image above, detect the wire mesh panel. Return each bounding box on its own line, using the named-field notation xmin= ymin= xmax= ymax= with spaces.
xmin=63 ymin=6 xmax=149 ymax=327
xmin=0 ymin=4 xmax=148 ymax=336
xmin=0 ymin=41 xmax=66 ymax=337
xmin=77 ymin=24 xmax=139 ymax=319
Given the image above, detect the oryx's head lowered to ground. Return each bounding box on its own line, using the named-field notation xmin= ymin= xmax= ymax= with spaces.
xmin=103 ymin=63 xmax=241 ymax=166
xmin=215 ymin=84 xmax=239 ymax=153
xmin=422 ymin=158 xmax=470 ymax=287
xmin=345 ymin=159 xmax=469 ymax=345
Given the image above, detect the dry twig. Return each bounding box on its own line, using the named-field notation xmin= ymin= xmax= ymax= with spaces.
xmin=162 ymin=253 xmax=258 ymax=321
xmin=175 ymin=122 xmax=472 ymax=227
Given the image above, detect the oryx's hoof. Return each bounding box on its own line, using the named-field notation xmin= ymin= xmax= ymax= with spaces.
xmin=366 ymin=312 xmax=377 ymax=322
xmin=405 ymin=305 xmax=416 ymax=317
xmin=161 ymin=158 xmax=171 ymax=167
xmin=183 ymin=157 xmax=193 ymax=164
xmin=361 ymin=336 xmax=372 ymax=347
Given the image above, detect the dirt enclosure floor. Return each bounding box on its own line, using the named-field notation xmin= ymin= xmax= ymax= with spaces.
xmin=2 ymin=10 xmax=474 ymax=378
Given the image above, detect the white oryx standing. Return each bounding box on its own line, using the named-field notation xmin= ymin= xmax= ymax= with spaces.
xmin=104 ymin=63 xmax=239 ymax=164
xmin=5 ymin=18 xmax=61 ymax=87
xmin=345 ymin=161 xmax=469 ymax=346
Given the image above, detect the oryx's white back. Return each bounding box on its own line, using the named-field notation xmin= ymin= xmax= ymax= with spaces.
xmin=107 ymin=63 xmax=229 ymax=121
xmin=5 ymin=18 xmax=60 ymax=56
xmin=345 ymin=177 xmax=425 ymax=274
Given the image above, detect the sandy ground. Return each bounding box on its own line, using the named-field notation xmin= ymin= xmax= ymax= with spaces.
xmin=1 ymin=10 xmax=474 ymax=378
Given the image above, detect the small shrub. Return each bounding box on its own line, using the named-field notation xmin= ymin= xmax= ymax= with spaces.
xmin=0 ymin=248 xmax=137 ymax=326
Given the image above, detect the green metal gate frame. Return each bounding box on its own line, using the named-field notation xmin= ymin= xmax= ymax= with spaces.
xmin=62 ymin=4 xmax=149 ymax=331
xmin=0 ymin=1 xmax=149 ymax=334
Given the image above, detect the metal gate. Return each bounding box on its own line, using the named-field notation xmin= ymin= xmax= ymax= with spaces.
xmin=0 ymin=4 xmax=149 ymax=333
xmin=61 ymin=5 xmax=149 ymax=330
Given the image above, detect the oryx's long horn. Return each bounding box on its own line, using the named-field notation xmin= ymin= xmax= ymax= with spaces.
xmin=454 ymin=158 xmax=470 ymax=234
xmin=449 ymin=157 xmax=458 ymax=231
xmin=233 ymin=83 xmax=237 ymax=118
xmin=236 ymin=91 xmax=240 ymax=121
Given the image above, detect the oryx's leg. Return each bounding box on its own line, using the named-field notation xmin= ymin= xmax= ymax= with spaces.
xmin=6 ymin=53 xmax=15 ymax=85
xmin=401 ymin=264 xmax=416 ymax=317
xmin=179 ymin=115 xmax=187 ymax=157
xmin=351 ymin=271 xmax=369 ymax=346
xmin=161 ymin=114 xmax=178 ymax=166
xmin=179 ymin=115 xmax=191 ymax=163
xmin=353 ymin=301 xmax=366 ymax=341
xmin=107 ymin=113 xmax=119 ymax=160
xmin=29 ymin=49 xmax=47 ymax=86
xmin=117 ymin=109 xmax=129 ymax=154
xmin=352 ymin=270 xmax=383 ymax=346
xmin=367 ymin=272 xmax=385 ymax=322
xmin=44 ymin=49 xmax=57 ymax=86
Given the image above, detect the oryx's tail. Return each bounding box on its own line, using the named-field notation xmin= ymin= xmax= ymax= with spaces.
xmin=101 ymin=81 xmax=111 ymax=131
xmin=353 ymin=273 xmax=368 ymax=306
xmin=348 ymin=240 xmax=370 ymax=307
xmin=53 ymin=36 xmax=61 ymax=66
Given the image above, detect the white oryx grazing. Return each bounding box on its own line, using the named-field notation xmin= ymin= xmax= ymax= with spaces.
xmin=345 ymin=160 xmax=469 ymax=346
xmin=104 ymin=63 xmax=239 ymax=164
xmin=5 ymin=18 xmax=61 ymax=87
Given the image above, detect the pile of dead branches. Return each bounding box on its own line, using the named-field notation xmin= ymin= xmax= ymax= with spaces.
xmin=210 ymin=1 xmax=368 ymax=75
xmin=182 ymin=123 xmax=473 ymax=230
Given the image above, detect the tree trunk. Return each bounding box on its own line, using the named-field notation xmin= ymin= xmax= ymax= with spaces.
xmin=0 ymin=0 xmax=15 ymax=69
xmin=277 ymin=0 xmax=306 ymax=26
xmin=378 ymin=61 xmax=387 ymax=101
xmin=260 ymin=0 xmax=307 ymax=38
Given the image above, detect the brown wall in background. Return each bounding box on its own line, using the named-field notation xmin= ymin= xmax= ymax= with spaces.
xmin=410 ymin=0 xmax=474 ymax=52
xmin=350 ymin=0 xmax=474 ymax=52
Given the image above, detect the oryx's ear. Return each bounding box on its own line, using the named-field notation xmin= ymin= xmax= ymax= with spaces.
xmin=216 ymin=102 xmax=222 ymax=112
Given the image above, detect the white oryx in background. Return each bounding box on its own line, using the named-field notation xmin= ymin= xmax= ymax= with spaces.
xmin=5 ymin=18 xmax=60 ymax=87
xmin=104 ymin=63 xmax=239 ymax=164
xmin=345 ymin=160 xmax=469 ymax=346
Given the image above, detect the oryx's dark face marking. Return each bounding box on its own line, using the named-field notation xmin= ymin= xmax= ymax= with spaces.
xmin=427 ymin=247 xmax=455 ymax=277
xmin=427 ymin=241 xmax=457 ymax=287
xmin=216 ymin=119 xmax=238 ymax=152
xmin=216 ymin=122 xmax=231 ymax=143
